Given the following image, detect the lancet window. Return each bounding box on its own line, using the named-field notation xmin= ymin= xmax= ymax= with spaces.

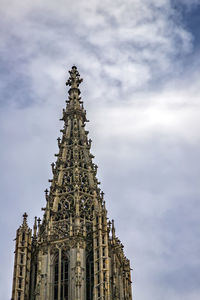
xmin=17 ymin=291 xmax=21 ymax=300
xmin=53 ymin=251 xmax=69 ymax=300
xmin=20 ymin=253 xmax=23 ymax=264
xmin=19 ymin=266 xmax=23 ymax=276
xmin=18 ymin=278 xmax=22 ymax=289
xmin=86 ymin=251 xmax=94 ymax=300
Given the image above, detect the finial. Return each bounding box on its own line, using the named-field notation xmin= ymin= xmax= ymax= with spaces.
xmin=57 ymin=137 xmax=61 ymax=147
xmin=112 ymin=219 xmax=116 ymax=238
xmin=103 ymin=200 xmax=106 ymax=209
xmin=37 ymin=218 xmax=41 ymax=226
xmin=88 ymin=139 xmax=92 ymax=149
xmin=44 ymin=189 xmax=49 ymax=201
xmin=108 ymin=220 xmax=112 ymax=234
xmin=33 ymin=216 xmax=37 ymax=238
xmin=66 ymin=66 xmax=83 ymax=89
xmin=51 ymin=162 xmax=55 ymax=173
xmin=23 ymin=212 xmax=28 ymax=225
xmin=23 ymin=212 xmax=28 ymax=219
xmin=101 ymin=191 xmax=104 ymax=199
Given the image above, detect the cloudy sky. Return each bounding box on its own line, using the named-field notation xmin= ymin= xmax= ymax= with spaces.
xmin=1 ymin=0 xmax=200 ymax=299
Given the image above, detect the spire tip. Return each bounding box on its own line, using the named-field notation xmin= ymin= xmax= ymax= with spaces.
xmin=66 ymin=65 xmax=83 ymax=88
xmin=22 ymin=212 xmax=28 ymax=226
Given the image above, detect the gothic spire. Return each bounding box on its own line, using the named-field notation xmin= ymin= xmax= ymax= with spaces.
xmin=11 ymin=66 xmax=133 ymax=300
xmin=40 ymin=66 xmax=103 ymax=230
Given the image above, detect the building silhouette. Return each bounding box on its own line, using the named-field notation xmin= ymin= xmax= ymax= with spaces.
xmin=11 ymin=66 xmax=132 ymax=300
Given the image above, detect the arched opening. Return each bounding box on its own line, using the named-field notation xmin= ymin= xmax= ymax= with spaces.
xmin=54 ymin=256 xmax=59 ymax=300
xmin=86 ymin=251 xmax=94 ymax=300
xmin=61 ymin=253 xmax=68 ymax=300
xmin=53 ymin=251 xmax=69 ymax=300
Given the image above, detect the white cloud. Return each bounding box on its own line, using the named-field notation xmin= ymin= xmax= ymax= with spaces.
xmin=0 ymin=0 xmax=194 ymax=98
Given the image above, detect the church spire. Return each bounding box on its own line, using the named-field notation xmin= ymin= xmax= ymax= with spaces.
xmin=42 ymin=65 xmax=101 ymax=226
xmin=11 ymin=66 xmax=133 ymax=300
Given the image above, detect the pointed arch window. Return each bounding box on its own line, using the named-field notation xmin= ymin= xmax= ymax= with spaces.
xmin=17 ymin=291 xmax=21 ymax=300
xmin=22 ymin=232 xmax=25 ymax=241
xmin=53 ymin=250 xmax=69 ymax=300
xmin=86 ymin=251 xmax=94 ymax=300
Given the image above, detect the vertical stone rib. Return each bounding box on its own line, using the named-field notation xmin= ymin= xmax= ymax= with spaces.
xmin=93 ymin=213 xmax=98 ymax=300
xmin=58 ymin=247 xmax=62 ymax=300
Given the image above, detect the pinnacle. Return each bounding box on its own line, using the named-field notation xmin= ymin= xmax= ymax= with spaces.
xmin=21 ymin=212 xmax=29 ymax=228
xmin=23 ymin=212 xmax=28 ymax=219
xmin=66 ymin=65 xmax=83 ymax=89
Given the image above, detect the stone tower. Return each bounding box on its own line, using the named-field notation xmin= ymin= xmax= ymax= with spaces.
xmin=11 ymin=66 xmax=132 ymax=300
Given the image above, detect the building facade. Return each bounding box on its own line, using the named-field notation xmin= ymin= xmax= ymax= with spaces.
xmin=11 ymin=66 xmax=132 ymax=300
